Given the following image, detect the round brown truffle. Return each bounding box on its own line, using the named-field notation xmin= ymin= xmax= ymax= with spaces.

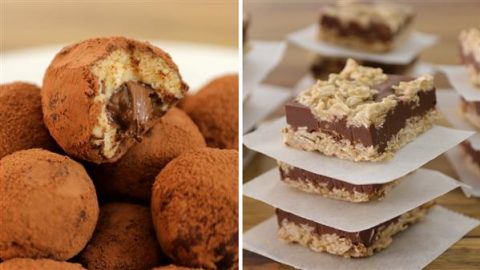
xmin=42 ymin=36 xmax=188 ymax=164
xmin=0 ymin=82 xmax=57 ymax=159
xmin=91 ymin=107 xmax=206 ymax=203
xmin=0 ymin=258 xmax=86 ymax=270
xmin=182 ymin=74 xmax=238 ymax=149
xmin=79 ymin=203 xmax=165 ymax=270
xmin=0 ymin=149 xmax=99 ymax=261
xmin=151 ymin=148 xmax=238 ymax=270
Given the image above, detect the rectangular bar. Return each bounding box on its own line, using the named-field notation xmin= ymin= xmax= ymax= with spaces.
xmin=276 ymin=203 xmax=433 ymax=258
xmin=319 ymin=2 xmax=414 ymax=52
xmin=459 ymin=97 xmax=480 ymax=129
xmin=459 ymin=28 xmax=480 ymax=87
xmin=278 ymin=161 xmax=398 ymax=202
xmin=283 ymin=59 xmax=438 ymax=162
xmin=310 ymin=55 xmax=417 ymax=80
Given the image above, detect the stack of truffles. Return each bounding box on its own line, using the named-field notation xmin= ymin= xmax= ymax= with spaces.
xmin=0 ymin=37 xmax=238 ymax=270
xmin=243 ymin=58 xmax=474 ymax=264
xmin=288 ymin=1 xmax=436 ymax=80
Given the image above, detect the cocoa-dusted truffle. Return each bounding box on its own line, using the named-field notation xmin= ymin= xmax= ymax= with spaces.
xmin=0 ymin=82 xmax=57 ymax=159
xmin=151 ymin=148 xmax=238 ymax=270
xmin=0 ymin=258 xmax=86 ymax=270
xmin=42 ymin=36 xmax=188 ymax=164
xmin=91 ymin=107 xmax=205 ymax=203
xmin=79 ymin=203 xmax=165 ymax=270
xmin=182 ymin=75 xmax=238 ymax=149
xmin=0 ymin=149 xmax=99 ymax=261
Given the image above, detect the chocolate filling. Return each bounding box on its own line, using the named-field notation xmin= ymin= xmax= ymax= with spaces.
xmin=320 ymin=8 xmax=413 ymax=43
xmin=461 ymin=141 xmax=480 ymax=167
xmin=279 ymin=165 xmax=383 ymax=194
xmin=106 ymin=81 xmax=164 ymax=141
xmin=460 ymin=47 xmax=480 ymax=72
xmin=276 ymin=208 xmax=399 ymax=247
xmin=286 ymin=75 xmax=436 ymax=152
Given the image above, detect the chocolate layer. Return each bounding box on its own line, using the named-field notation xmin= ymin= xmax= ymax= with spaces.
xmin=107 ymin=81 xmax=164 ymax=141
xmin=286 ymin=76 xmax=436 ymax=151
xmin=461 ymin=141 xmax=480 ymax=167
xmin=276 ymin=208 xmax=398 ymax=247
xmin=320 ymin=9 xmax=413 ymax=43
xmin=461 ymin=97 xmax=480 ymax=115
xmin=279 ymin=165 xmax=383 ymax=194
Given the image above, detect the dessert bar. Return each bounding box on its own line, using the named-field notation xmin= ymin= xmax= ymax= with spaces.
xmin=459 ymin=28 xmax=480 ymax=87
xmin=276 ymin=203 xmax=433 ymax=258
xmin=310 ymin=55 xmax=417 ymax=80
xmin=283 ymin=59 xmax=437 ymax=162
xmin=278 ymin=161 xmax=398 ymax=202
xmin=319 ymin=2 xmax=414 ymax=52
xmin=459 ymin=97 xmax=480 ymax=129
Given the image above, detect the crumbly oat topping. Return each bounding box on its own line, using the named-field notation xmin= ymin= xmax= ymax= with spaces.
xmin=322 ymin=2 xmax=413 ymax=32
xmin=296 ymin=59 xmax=434 ymax=128
xmin=460 ymin=28 xmax=480 ymax=63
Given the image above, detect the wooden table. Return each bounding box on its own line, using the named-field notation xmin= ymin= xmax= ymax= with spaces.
xmin=0 ymin=0 xmax=237 ymax=51
xmin=243 ymin=1 xmax=480 ymax=269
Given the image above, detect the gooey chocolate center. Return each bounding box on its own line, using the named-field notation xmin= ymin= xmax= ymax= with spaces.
xmin=106 ymin=81 xmax=164 ymax=141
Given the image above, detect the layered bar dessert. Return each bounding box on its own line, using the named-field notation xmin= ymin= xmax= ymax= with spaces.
xmin=459 ymin=28 xmax=480 ymax=87
xmin=278 ymin=161 xmax=398 ymax=202
xmin=276 ymin=203 xmax=433 ymax=258
xmin=319 ymin=2 xmax=414 ymax=52
xmin=460 ymin=141 xmax=480 ymax=177
xmin=310 ymin=55 xmax=417 ymax=80
xmin=283 ymin=59 xmax=438 ymax=162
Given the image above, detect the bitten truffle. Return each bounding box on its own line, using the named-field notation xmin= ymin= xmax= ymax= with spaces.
xmin=0 ymin=149 xmax=99 ymax=261
xmin=151 ymin=148 xmax=238 ymax=270
xmin=79 ymin=203 xmax=165 ymax=270
xmin=182 ymin=75 xmax=238 ymax=149
xmin=42 ymin=36 xmax=188 ymax=164
xmin=0 ymin=82 xmax=57 ymax=159
xmin=0 ymin=258 xmax=86 ymax=270
xmin=91 ymin=107 xmax=206 ymax=203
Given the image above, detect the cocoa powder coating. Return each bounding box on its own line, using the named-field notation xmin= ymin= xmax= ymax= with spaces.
xmin=182 ymin=75 xmax=238 ymax=149
xmin=79 ymin=203 xmax=166 ymax=270
xmin=152 ymin=265 xmax=200 ymax=270
xmin=151 ymin=148 xmax=238 ymax=270
xmin=0 ymin=149 xmax=99 ymax=261
xmin=91 ymin=107 xmax=206 ymax=203
xmin=0 ymin=82 xmax=58 ymax=159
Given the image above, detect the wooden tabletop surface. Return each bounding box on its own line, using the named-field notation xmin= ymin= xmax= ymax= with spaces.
xmin=0 ymin=0 xmax=237 ymax=52
xmin=243 ymin=1 xmax=480 ymax=269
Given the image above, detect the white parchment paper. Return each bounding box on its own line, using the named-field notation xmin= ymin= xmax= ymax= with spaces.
xmin=287 ymin=24 xmax=437 ymax=64
xmin=243 ymin=84 xmax=291 ymax=133
xmin=243 ymin=117 xmax=474 ymax=184
xmin=445 ymin=147 xmax=480 ymax=197
xmin=244 ymin=206 xmax=479 ymax=270
xmin=437 ymin=65 xmax=480 ymax=101
xmin=244 ymin=168 xmax=459 ymax=232
xmin=436 ymin=90 xmax=479 ymax=150
xmin=244 ymin=41 xmax=287 ymax=100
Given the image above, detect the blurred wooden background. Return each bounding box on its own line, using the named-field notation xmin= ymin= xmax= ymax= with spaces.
xmin=0 ymin=0 xmax=238 ymax=51
xmin=243 ymin=0 xmax=480 ymax=269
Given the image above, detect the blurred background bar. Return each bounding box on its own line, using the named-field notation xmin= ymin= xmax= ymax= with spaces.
xmin=1 ymin=0 xmax=238 ymax=51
